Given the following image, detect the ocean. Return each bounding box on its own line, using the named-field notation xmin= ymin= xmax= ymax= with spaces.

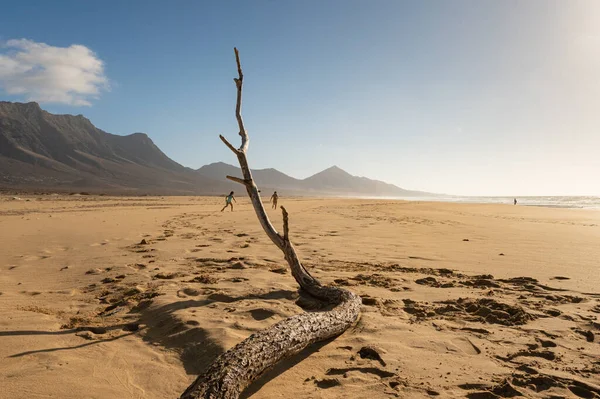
xmin=392 ymin=196 xmax=600 ymax=210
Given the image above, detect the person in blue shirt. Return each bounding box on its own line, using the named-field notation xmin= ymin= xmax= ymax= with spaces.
xmin=221 ymin=191 xmax=237 ymax=212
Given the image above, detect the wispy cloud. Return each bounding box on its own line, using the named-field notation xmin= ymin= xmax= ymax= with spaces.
xmin=0 ymin=39 xmax=109 ymax=106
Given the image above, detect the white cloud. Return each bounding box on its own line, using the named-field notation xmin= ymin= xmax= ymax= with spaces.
xmin=0 ymin=39 xmax=109 ymax=106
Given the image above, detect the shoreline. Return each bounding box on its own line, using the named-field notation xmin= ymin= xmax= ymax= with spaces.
xmin=3 ymin=191 xmax=600 ymax=210
xmin=351 ymin=195 xmax=600 ymax=210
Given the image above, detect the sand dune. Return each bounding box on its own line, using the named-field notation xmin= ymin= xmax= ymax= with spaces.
xmin=1 ymin=195 xmax=599 ymax=398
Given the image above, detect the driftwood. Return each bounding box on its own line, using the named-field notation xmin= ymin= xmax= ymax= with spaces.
xmin=179 ymin=49 xmax=362 ymax=399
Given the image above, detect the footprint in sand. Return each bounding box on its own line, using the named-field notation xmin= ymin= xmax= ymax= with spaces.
xmin=20 ymin=291 xmax=42 ymax=296
xmin=449 ymin=337 xmax=481 ymax=355
xmin=248 ymin=308 xmax=276 ymax=321
xmin=179 ymin=287 xmax=202 ymax=297
xmin=122 ymin=323 xmax=140 ymax=332
xmin=42 ymin=246 xmax=70 ymax=254
xmin=463 ymin=373 xmax=600 ymax=399
xmin=326 ymin=367 xmax=395 ymax=379
xmin=314 ymin=378 xmax=341 ymax=389
xmin=269 ymin=267 xmax=287 ymax=275
xmin=85 ymin=268 xmax=105 ymax=275
xmin=22 ymin=255 xmax=51 ymax=261
xmin=154 ymin=272 xmax=187 ymax=280
xmin=188 ymin=274 xmax=217 ymax=284
xmin=129 ymin=263 xmax=147 ymax=271
xmin=206 ymin=293 xmax=237 ymax=303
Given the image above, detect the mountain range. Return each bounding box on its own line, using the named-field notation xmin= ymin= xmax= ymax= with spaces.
xmin=0 ymin=101 xmax=430 ymax=197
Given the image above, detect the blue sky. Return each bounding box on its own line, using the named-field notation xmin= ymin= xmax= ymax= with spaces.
xmin=1 ymin=1 xmax=599 ymax=195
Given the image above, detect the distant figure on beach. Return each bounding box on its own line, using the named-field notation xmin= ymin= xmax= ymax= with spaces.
xmin=270 ymin=191 xmax=278 ymax=209
xmin=221 ymin=191 xmax=236 ymax=212
xmin=514 ymin=198 xmax=517 ymax=205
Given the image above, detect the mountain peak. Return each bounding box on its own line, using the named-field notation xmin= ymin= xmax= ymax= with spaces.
xmin=209 ymin=161 xmax=233 ymax=167
xmin=128 ymin=132 xmax=149 ymax=138
xmin=0 ymin=100 xmax=40 ymax=108
xmin=0 ymin=101 xmax=42 ymax=116
xmin=314 ymin=165 xmax=353 ymax=177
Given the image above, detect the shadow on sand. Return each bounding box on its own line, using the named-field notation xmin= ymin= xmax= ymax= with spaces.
xmin=4 ymin=287 xmax=323 ymax=396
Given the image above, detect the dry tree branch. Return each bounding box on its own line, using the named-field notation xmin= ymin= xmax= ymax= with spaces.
xmin=225 ymin=175 xmax=247 ymax=185
xmin=281 ymin=206 xmax=290 ymax=241
xmin=219 ymin=135 xmax=240 ymax=155
xmin=180 ymin=48 xmax=362 ymax=399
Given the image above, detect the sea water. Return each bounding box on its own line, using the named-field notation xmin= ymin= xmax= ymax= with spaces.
xmin=391 ymin=196 xmax=600 ymax=210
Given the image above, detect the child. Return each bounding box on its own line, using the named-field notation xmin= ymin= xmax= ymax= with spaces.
xmin=270 ymin=191 xmax=278 ymax=209
xmin=221 ymin=191 xmax=237 ymax=212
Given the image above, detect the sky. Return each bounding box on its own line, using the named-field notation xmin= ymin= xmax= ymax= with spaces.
xmin=1 ymin=0 xmax=599 ymax=196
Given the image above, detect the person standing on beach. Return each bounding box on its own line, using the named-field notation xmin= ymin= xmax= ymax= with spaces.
xmin=514 ymin=198 xmax=517 ymax=205
xmin=221 ymin=191 xmax=236 ymax=212
xmin=270 ymin=191 xmax=278 ymax=209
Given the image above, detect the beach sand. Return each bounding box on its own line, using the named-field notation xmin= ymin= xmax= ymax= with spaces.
xmin=1 ymin=195 xmax=599 ymax=398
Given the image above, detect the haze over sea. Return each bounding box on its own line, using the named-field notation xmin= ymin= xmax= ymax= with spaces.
xmin=359 ymin=195 xmax=600 ymax=210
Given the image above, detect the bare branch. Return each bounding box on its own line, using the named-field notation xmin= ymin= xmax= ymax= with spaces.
xmin=181 ymin=48 xmax=361 ymax=399
xmin=219 ymin=134 xmax=240 ymax=154
xmin=233 ymin=47 xmax=248 ymax=153
xmin=281 ymin=206 xmax=289 ymax=241
xmin=226 ymin=175 xmax=248 ymax=186
xmin=234 ymin=47 xmax=243 ymax=83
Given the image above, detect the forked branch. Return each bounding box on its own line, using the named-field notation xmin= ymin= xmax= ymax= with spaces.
xmin=180 ymin=48 xmax=361 ymax=399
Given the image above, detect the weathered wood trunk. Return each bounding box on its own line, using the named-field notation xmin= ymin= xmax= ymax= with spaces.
xmin=180 ymin=48 xmax=361 ymax=399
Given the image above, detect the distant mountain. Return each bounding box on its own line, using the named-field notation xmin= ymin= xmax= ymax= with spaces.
xmin=301 ymin=165 xmax=428 ymax=196
xmin=0 ymin=101 xmax=432 ymax=197
xmin=197 ymin=163 xmax=431 ymax=197
xmin=0 ymin=101 xmax=228 ymax=194
xmin=197 ymin=162 xmax=302 ymax=191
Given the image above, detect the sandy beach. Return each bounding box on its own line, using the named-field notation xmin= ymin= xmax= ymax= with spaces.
xmin=1 ymin=195 xmax=599 ymax=398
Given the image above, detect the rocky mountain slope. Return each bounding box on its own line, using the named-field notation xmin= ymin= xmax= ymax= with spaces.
xmin=0 ymin=102 xmax=227 ymax=194
xmin=0 ymin=102 xmax=431 ymax=197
